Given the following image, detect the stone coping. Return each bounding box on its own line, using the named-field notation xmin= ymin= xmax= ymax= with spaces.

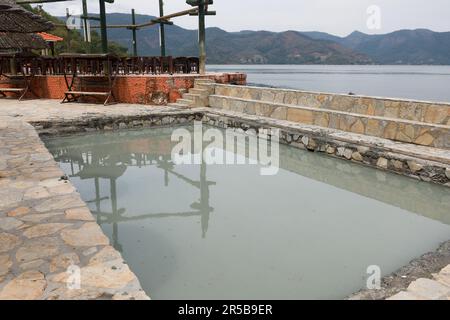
xmin=0 ymin=99 xmax=449 ymax=300
xmin=214 ymin=83 xmax=450 ymax=107
xmin=205 ymin=108 xmax=450 ymax=168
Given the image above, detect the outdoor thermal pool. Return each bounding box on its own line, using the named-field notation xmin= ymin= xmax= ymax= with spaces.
xmin=44 ymin=125 xmax=450 ymax=299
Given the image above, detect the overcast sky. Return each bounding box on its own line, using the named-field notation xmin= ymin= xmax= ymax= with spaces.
xmin=37 ymin=0 xmax=450 ymax=36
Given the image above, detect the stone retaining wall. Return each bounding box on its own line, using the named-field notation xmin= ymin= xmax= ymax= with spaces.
xmin=209 ymin=95 xmax=450 ymax=149
xmin=202 ymin=110 xmax=450 ymax=187
xmin=214 ymin=84 xmax=450 ymax=125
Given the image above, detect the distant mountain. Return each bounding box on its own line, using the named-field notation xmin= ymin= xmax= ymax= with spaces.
xmin=66 ymin=13 xmax=450 ymax=65
xmin=85 ymin=13 xmax=371 ymax=64
xmin=304 ymin=29 xmax=450 ymax=65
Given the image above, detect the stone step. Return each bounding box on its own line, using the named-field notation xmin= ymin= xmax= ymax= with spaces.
xmin=213 ymin=84 xmax=450 ymax=126
xmin=182 ymin=93 xmax=197 ymax=101
xmin=175 ymin=99 xmax=193 ymax=107
xmin=167 ymin=102 xmax=190 ymax=109
xmin=182 ymin=93 xmax=209 ymax=108
xmin=208 ymin=94 xmax=450 ymax=149
xmin=188 ymin=88 xmax=208 ymax=96
xmin=194 ymin=82 xmax=216 ymax=94
xmin=194 ymin=78 xmax=215 ymax=85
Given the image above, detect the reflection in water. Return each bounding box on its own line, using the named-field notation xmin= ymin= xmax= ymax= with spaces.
xmin=50 ymin=136 xmax=215 ymax=251
xmin=45 ymin=126 xmax=450 ymax=299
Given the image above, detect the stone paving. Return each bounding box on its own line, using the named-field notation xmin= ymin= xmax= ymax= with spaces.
xmin=387 ymin=265 xmax=450 ymax=300
xmin=0 ymin=98 xmax=449 ymax=300
xmin=0 ymin=100 xmax=164 ymax=300
xmin=0 ymin=99 xmax=180 ymax=123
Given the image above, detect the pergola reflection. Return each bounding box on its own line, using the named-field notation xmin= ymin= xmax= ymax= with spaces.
xmin=50 ymin=139 xmax=216 ymax=252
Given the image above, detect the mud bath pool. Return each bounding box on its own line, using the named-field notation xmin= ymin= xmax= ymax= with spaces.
xmin=44 ymin=126 xmax=450 ymax=299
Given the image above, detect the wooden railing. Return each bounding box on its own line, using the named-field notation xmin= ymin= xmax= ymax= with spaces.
xmin=0 ymin=54 xmax=200 ymax=76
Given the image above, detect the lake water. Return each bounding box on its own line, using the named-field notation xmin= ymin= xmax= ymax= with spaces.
xmin=208 ymin=65 xmax=450 ymax=103
xmin=45 ymin=126 xmax=450 ymax=300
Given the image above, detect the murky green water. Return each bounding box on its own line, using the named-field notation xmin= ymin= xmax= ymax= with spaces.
xmin=45 ymin=126 xmax=450 ymax=300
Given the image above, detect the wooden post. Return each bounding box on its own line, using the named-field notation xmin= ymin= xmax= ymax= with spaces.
xmin=99 ymin=0 xmax=108 ymax=53
xmin=65 ymin=8 xmax=71 ymax=52
xmin=159 ymin=0 xmax=166 ymax=57
xmin=198 ymin=0 xmax=206 ymax=74
xmin=82 ymin=0 xmax=91 ymax=52
xmin=131 ymin=9 xmax=138 ymax=56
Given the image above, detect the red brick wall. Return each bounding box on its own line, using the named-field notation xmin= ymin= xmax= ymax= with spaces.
xmin=0 ymin=73 xmax=247 ymax=105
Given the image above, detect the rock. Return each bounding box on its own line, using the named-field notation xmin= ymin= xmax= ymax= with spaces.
xmin=415 ymin=133 xmax=434 ymax=146
xmin=357 ymin=146 xmax=370 ymax=154
xmin=351 ymin=152 xmax=363 ymax=162
xmin=65 ymin=207 xmax=95 ymax=221
xmin=83 ymin=247 xmax=98 ymax=257
xmin=20 ymin=212 xmax=64 ymax=223
xmin=24 ymin=186 xmax=50 ymax=200
xmin=407 ymin=278 xmax=450 ymax=300
xmin=112 ymin=290 xmax=150 ymax=300
xmin=407 ymin=161 xmax=424 ymax=173
xmin=23 ymin=223 xmax=71 ymax=239
xmin=445 ymin=168 xmax=450 ymax=180
xmin=326 ymin=146 xmax=336 ymax=154
xmin=52 ymin=259 xmax=135 ymax=290
xmin=44 ymin=287 xmax=104 ymax=300
xmin=50 ymin=253 xmax=80 ymax=273
xmin=0 ymin=190 xmax=23 ymax=210
xmin=38 ymin=179 xmax=65 ymax=188
xmin=10 ymin=181 xmax=35 ymax=190
xmin=16 ymin=237 xmax=60 ymax=263
xmin=338 ymin=148 xmax=353 ymax=160
xmin=48 ymin=184 xmax=76 ymax=195
xmin=0 ymin=233 xmax=21 ymax=253
xmin=61 ymin=223 xmax=109 ymax=247
xmin=307 ymin=138 xmax=317 ymax=150
xmin=391 ymin=160 xmax=404 ymax=170
xmin=34 ymin=195 xmax=85 ymax=213
xmin=387 ymin=291 xmax=425 ymax=300
xmin=0 ymin=271 xmax=46 ymax=300
xmin=0 ymin=217 xmax=24 ymax=231
xmin=7 ymin=206 xmax=30 ymax=217
xmin=19 ymin=259 xmax=45 ymax=271
xmin=350 ymin=119 xmax=365 ymax=134
xmin=376 ymin=157 xmax=388 ymax=169
xmin=0 ymin=254 xmax=12 ymax=276
xmin=301 ymin=136 xmax=309 ymax=146
xmin=89 ymin=246 xmax=122 ymax=265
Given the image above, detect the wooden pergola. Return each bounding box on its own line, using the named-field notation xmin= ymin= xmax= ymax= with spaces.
xmin=16 ymin=0 xmax=216 ymax=74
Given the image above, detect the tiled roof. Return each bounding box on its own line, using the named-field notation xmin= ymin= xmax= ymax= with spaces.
xmin=0 ymin=32 xmax=48 ymax=50
xmin=38 ymin=32 xmax=64 ymax=42
xmin=0 ymin=0 xmax=54 ymax=33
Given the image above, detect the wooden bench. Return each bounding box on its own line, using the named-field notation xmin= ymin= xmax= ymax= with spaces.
xmin=60 ymin=53 xmax=119 ymax=106
xmin=0 ymin=78 xmax=33 ymax=101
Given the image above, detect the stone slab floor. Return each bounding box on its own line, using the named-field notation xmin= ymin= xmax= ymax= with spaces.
xmin=0 ymin=98 xmax=449 ymax=300
xmin=0 ymin=99 xmax=174 ymax=300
